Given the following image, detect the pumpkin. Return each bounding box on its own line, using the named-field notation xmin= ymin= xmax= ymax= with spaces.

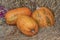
xmin=32 ymin=7 xmax=55 ymax=27
xmin=17 ymin=15 xmax=38 ymax=36
xmin=5 ymin=7 xmax=31 ymax=24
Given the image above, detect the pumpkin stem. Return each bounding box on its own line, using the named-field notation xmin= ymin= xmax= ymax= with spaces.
xmin=31 ymin=29 xmax=35 ymax=33
xmin=36 ymin=7 xmax=40 ymax=9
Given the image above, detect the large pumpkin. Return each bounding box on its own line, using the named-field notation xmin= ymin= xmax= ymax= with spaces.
xmin=5 ymin=7 xmax=31 ymax=24
xmin=17 ymin=15 xmax=38 ymax=36
xmin=32 ymin=7 xmax=55 ymax=27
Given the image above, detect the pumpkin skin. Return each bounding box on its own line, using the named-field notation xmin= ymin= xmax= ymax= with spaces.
xmin=32 ymin=7 xmax=55 ymax=27
xmin=17 ymin=15 xmax=38 ymax=36
xmin=5 ymin=7 xmax=32 ymax=24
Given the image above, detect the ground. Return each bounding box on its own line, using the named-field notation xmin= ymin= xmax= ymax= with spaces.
xmin=0 ymin=0 xmax=60 ymax=40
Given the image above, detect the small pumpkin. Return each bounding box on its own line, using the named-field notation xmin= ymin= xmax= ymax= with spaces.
xmin=17 ymin=15 xmax=38 ymax=36
xmin=32 ymin=7 xmax=55 ymax=27
xmin=5 ymin=7 xmax=31 ymax=24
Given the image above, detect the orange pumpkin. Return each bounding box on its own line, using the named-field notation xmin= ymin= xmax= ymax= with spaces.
xmin=17 ymin=15 xmax=38 ymax=36
xmin=32 ymin=7 xmax=55 ymax=27
xmin=5 ymin=7 xmax=32 ymax=24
